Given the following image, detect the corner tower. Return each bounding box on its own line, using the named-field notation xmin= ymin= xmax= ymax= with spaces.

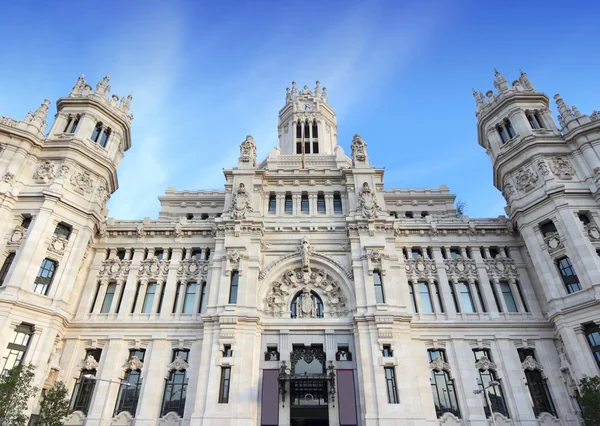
xmin=475 ymin=69 xmax=600 ymax=379
xmin=277 ymin=81 xmax=338 ymax=155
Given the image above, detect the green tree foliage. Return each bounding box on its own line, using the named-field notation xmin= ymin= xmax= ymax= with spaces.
xmin=0 ymin=363 xmax=39 ymax=426
xmin=580 ymin=375 xmax=600 ymax=426
xmin=38 ymin=381 xmax=70 ymax=426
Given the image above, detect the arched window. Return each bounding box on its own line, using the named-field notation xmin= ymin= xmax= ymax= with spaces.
xmin=91 ymin=122 xmax=103 ymax=142
xmin=99 ymin=127 xmax=111 ymax=147
xmin=290 ymin=290 xmax=324 ymax=318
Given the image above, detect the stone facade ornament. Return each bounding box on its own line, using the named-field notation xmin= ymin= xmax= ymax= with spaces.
xmin=537 ymin=159 xmax=550 ymax=176
xmin=429 ymin=356 xmax=451 ymax=374
xmin=405 ymin=256 xmax=438 ymax=281
xmin=2 ymin=172 xmax=15 ymax=183
xmin=80 ymin=354 xmax=99 ymax=371
xmin=550 ymin=157 xmax=575 ymax=180
xmin=366 ymin=249 xmax=383 ymax=264
xmin=521 ymin=355 xmax=544 ymax=372
xmin=95 ymin=180 xmax=110 ymax=205
xmin=123 ymin=355 xmax=144 ymax=372
xmin=229 ymin=183 xmax=253 ymax=220
xmin=502 ymin=182 xmax=515 ymax=201
xmin=358 ymin=182 xmax=381 ymax=219
xmin=585 ymin=224 xmax=600 ymax=240
xmin=445 ymin=256 xmax=478 ymax=281
xmin=484 ymin=253 xmax=518 ymax=281
xmin=48 ymin=235 xmax=68 ymax=256
xmin=177 ymin=258 xmax=209 ymax=282
xmin=265 ymin=267 xmax=348 ymax=317
xmin=296 ymin=288 xmax=317 ymax=318
xmin=298 ymin=236 xmax=313 ymax=271
xmin=543 ymin=232 xmax=563 ymax=253
xmin=350 ymin=134 xmax=368 ymax=165
xmin=70 ymin=170 xmax=94 ymax=195
xmin=158 ymin=412 xmax=182 ymax=426
xmin=238 ymin=135 xmax=257 ymax=168
xmin=136 ymin=224 xmax=146 ymax=238
xmin=166 ymin=356 xmax=189 ymax=373
xmin=515 ymin=168 xmax=539 ymax=192
xmin=9 ymin=226 xmax=26 ymax=245
xmin=33 ymin=161 xmax=56 ymax=183
xmin=98 ymin=258 xmax=131 ymax=282
xmin=474 ymin=356 xmax=497 ymax=371
xmin=138 ymin=258 xmax=169 ymax=281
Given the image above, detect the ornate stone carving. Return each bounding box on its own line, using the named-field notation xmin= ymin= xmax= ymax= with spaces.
xmin=80 ymin=354 xmax=99 ymax=371
xmin=366 ymin=249 xmax=383 ymax=264
xmin=405 ymin=256 xmax=437 ymax=281
xmin=228 ymin=250 xmax=241 ymax=264
xmin=2 ymin=172 xmax=15 ymax=183
xmin=358 ymin=182 xmax=381 ymax=218
xmin=515 ymin=168 xmax=538 ymax=192
xmin=265 ymin=267 xmax=348 ymax=317
xmin=138 ymin=258 xmax=169 ymax=281
xmin=95 ymin=180 xmax=110 ymax=205
xmin=123 ymin=355 xmax=144 ymax=372
xmin=484 ymin=253 xmax=518 ymax=281
xmin=350 ymin=134 xmax=367 ymax=164
xmin=136 ymin=224 xmax=146 ymax=238
xmin=550 ymin=157 xmax=575 ymax=180
xmin=158 ymin=412 xmax=182 ymax=426
xmin=8 ymin=226 xmax=25 ymax=245
xmin=0 ymin=116 xmax=18 ymax=127
xmin=502 ymin=182 xmax=515 ymax=201
xmin=585 ymin=224 xmax=600 ymax=240
xmin=429 ymin=356 xmax=451 ymax=374
xmin=296 ymin=288 xmax=317 ymax=318
xmin=444 ymin=256 xmax=478 ymax=281
xmin=474 ymin=356 xmax=497 ymax=371
xmin=229 ymin=183 xmax=252 ymax=220
xmin=177 ymin=259 xmax=209 ymax=282
xmin=298 ymin=236 xmax=313 ymax=271
xmin=57 ymin=163 xmax=70 ymax=179
xmin=521 ymin=355 xmax=544 ymax=372
xmin=33 ymin=161 xmax=56 ymax=183
xmin=166 ymin=356 xmax=189 ymax=372
xmin=259 ymin=249 xmax=353 ymax=281
xmin=543 ymin=232 xmax=563 ymax=253
xmin=238 ymin=135 xmax=257 ymax=167
xmin=70 ymin=170 xmax=94 ymax=195
xmin=48 ymin=235 xmax=68 ymax=256
xmin=98 ymin=258 xmax=131 ymax=282
xmin=537 ymin=159 xmax=550 ymax=176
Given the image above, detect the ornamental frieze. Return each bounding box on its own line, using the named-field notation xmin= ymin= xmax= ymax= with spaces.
xmin=176 ymin=258 xmax=209 ymax=282
xmin=138 ymin=258 xmax=169 ymax=281
xmin=550 ymin=156 xmax=575 ymax=180
xmin=483 ymin=254 xmax=518 ymax=280
xmin=444 ymin=256 xmax=478 ymax=281
xmin=514 ymin=168 xmax=539 ymax=192
xmin=98 ymin=258 xmax=131 ymax=282
xmin=70 ymin=170 xmax=94 ymax=195
xmin=405 ymin=256 xmax=437 ymax=281
xmin=33 ymin=160 xmax=56 ymax=183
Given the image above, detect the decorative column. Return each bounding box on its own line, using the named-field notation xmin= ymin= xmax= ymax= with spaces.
xmin=117 ymin=248 xmax=145 ymax=319
xmin=431 ymin=247 xmax=456 ymax=318
xmin=160 ymin=248 xmax=184 ymax=319
xmin=471 ymin=248 xmax=500 ymax=316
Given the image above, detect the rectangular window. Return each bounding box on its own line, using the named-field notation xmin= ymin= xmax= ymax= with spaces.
xmin=265 ymin=346 xmax=280 ymax=361
xmin=317 ymin=192 xmax=325 ymax=212
xmin=584 ymin=324 xmax=600 ymax=370
xmin=161 ymin=350 xmax=189 ymax=416
xmin=458 ymin=281 xmax=475 ymax=313
xmin=100 ymin=282 xmax=116 ymax=313
xmin=219 ymin=367 xmax=232 ymax=403
xmin=449 ymin=248 xmax=461 ymax=259
xmin=141 ymin=283 xmax=157 ymax=313
xmin=312 ymin=141 xmax=319 ymax=154
xmin=428 ymin=349 xmax=460 ymax=418
xmin=115 ymin=350 xmax=145 ymax=417
xmin=301 ymin=192 xmax=309 ymax=212
xmin=1 ymin=323 xmax=34 ymax=373
xmin=53 ymin=223 xmax=72 ymax=240
xmin=116 ymin=249 xmax=126 ymax=260
xmin=91 ymin=124 xmax=101 ymax=142
xmin=411 ymin=248 xmax=422 ymax=259
xmin=268 ymin=193 xmax=276 ymax=213
xmin=33 ymin=258 xmax=57 ymax=295
xmin=229 ymin=271 xmax=239 ymax=304
xmin=384 ymin=367 xmax=399 ymax=404
xmin=155 ymin=249 xmax=164 ymax=260
xmin=296 ymin=141 xmax=302 ymax=154
xmin=70 ymin=349 xmax=102 ymax=415
xmin=557 ymin=256 xmax=581 ymax=293
xmin=418 ymin=281 xmax=434 ymax=313
xmin=540 ymin=221 xmax=557 ymax=237
xmin=223 ymin=344 xmax=233 ymax=357
xmin=382 ymin=345 xmax=393 ymax=357
xmin=198 ymin=282 xmax=207 ymax=313
xmin=183 ymin=282 xmax=197 ymax=313
xmin=0 ymin=252 xmax=15 ymax=286
xmin=373 ymin=270 xmax=385 ymax=303
xmin=500 ymin=281 xmax=518 ymax=312
xmin=284 ymin=193 xmax=293 ymax=213
xmin=333 ymin=192 xmax=342 ymax=213
xmin=409 ymin=283 xmax=418 ymax=313
xmin=517 ymin=349 xmax=557 ymax=417
xmin=473 ymin=349 xmax=510 ymax=418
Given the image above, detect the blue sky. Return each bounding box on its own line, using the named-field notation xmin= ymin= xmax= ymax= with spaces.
xmin=0 ymin=0 xmax=598 ymax=220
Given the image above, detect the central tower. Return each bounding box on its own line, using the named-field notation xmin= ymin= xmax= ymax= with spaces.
xmin=277 ymin=81 xmax=338 ymax=155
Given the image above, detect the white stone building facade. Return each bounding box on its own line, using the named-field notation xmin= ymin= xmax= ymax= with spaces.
xmin=0 ymin=71 xmax=599 ymax=426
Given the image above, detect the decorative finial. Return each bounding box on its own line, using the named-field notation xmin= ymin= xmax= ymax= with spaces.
xmin=519 ymin=69 xmax=534 ymax=90
xmin=473 ymin=88 xmax=484 ymax=109
xmin=493 ymin=68 xmax=509 ymax=92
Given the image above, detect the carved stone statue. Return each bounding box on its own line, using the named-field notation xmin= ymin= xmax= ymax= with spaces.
xmin=351 ymin=134 xmax=368 ymax=165
xmin=229 ymin=183 xmax=253 ymax=220
xmin=358 ymin=182 xmax=381 ymax=218
xmin=297 ymin=288 xmax=317 ymax=318
xmin=238 ymin=135 xmax=257 ymax=168
xmin=299 ymin=236 xmax=312 ymax=271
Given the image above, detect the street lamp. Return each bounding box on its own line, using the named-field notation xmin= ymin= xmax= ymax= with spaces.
xmin=473 ymin=380 xmax=500 ymax=426
xmin=83 ymin=374 xmax=132 ymax=426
